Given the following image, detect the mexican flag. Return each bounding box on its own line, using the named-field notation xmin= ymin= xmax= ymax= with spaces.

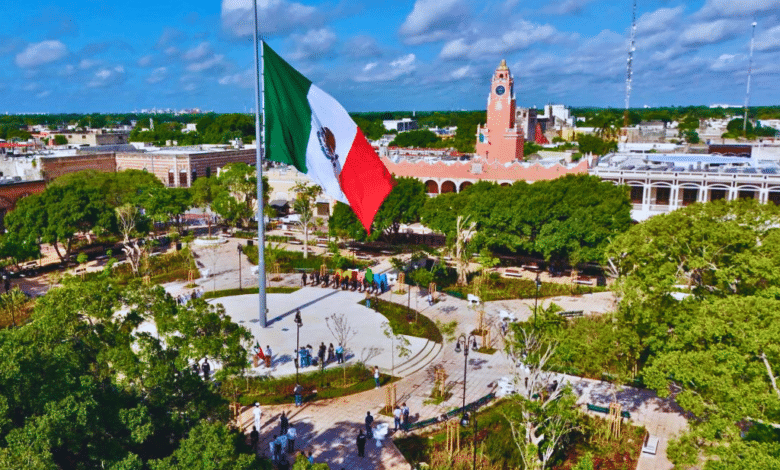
xmin=262 ymin=42 xmax=394 ymax=232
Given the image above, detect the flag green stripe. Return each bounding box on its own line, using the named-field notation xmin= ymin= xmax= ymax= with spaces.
xmin=263 ymin=42 xmax=312 ymax=173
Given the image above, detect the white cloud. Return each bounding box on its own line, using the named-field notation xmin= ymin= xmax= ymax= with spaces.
xmin=137 ymin=55 xmax=153 ymax=67
xmin=399 ymin=0 xmax=470 ymax=45
xmin=354 ymin=54 xmax=416 ymax=82
xmin=450 ymin=65 xmax=473 ymax=80
xmin=147 ymin=67 xmax=168 ymax=84
xmin=544 ymin=0 xmax=595 ymax=15
xmin=15 ymin=40 xmax=68 ymax=68
xmin=184 ymin=42 xmax=212 ymax=61
xmin=88 ymin=65 xmax=126 ymax=88
xmin=696 ymin=0 xmax=779 ymax=18
xmin=343 ymin=35 xmax=383 ymax=58
xmin=439 ymin=20 xmax=561 ymax=59
xmin=756 ymin=24 xmax=780 ymax=52
xmin=637 ymin=6 xmax=685 ymax=36
xmin=35 ymin=90 xmax=51 ymax=99
xmin=681 ymin=19 xmax=743 ymax=46
xmin=362 ymin=62 xmax=377 ymax=72
xmin=79 ymin=59 xmax=99 ymax=70
xmin=221 ymin=0 xmax=321 ymax=37
xmin=710 ymin=53 xmax=745 ymax=72
xmin=218 ymin=68 xmax=254 ymax=88
xmin=186 ymin=54 xmax=226 ymax=73
xmin=289 ymin=28 xmax=337 ymax=61
xmin=164 ymin=46 xmax=179 ymax=56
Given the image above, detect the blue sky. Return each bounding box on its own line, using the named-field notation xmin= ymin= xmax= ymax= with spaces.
xmin=1 ymin=0 xmax=778 ymax=113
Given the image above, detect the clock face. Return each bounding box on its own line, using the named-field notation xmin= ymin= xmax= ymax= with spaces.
xmin=495 ymin=85 xmax=505 ymax=96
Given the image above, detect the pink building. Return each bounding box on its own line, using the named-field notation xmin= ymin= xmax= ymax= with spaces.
xmin=379 ymin=59 xmax=588 ymax=194
xmin=475 ymin=59 xmax=524 ymax=163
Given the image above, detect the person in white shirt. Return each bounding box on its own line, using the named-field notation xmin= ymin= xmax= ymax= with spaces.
xmin=393 ymin=405 xmax=402 ymax=431
xmin=286 ymin=426 xmax=297 ymax=453
xmin=253 ymin=402 xmax=262 ymax=430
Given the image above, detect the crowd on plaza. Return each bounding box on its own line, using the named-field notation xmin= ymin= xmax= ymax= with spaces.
xmin=175 ymin=287 xmax=204 ymax=305
xmin=301 ymin=268 xmax=391 ymax=294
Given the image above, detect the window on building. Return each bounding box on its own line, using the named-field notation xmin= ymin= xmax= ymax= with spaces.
xmin=655 ymin=187 xmax=671 ymax=205
xmin=316 ymin=202 xmax=329 ymax=216
xmin=206 ymin=166 xmax=211 ymax=178
xmin=769 ymin=192 xmax=780 ymax=205
xmin=630 ymin=186 xmax=643 ymax=204
xmin=738 ymin=190 xmax=755 ymax=200
xmin=168 ymin=171 xmax=175 ymax=186
xmin=191 ymin=169 xmax=197 ymax=184
xmin=682 ymin=188 xmax=698 ymax=206
xmin=179 ymin=170 xmax=188 ymax=187
xmin=710 ymin=189 xmax=727 ymax=201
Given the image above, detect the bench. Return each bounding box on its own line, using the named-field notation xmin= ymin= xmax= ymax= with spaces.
xmin=406 ymin=417 xmax=439 ymax=431
xmin=521 ymin=263 xmax=540 ymax=271
xmin=574 ymin=276 xmax=594 ymax=286
xmin=642 ymin=435 xmax=659 ymax=455
xmin=504 ymin=268 xmax=523 ymax=278
xmin=558 ymin=310 xmax=584 ymax=318
xmin=288 ymin=239 xmax=303 ymax=245
xmin=586 ymin=403 xmax=631 ymax=419
xmin=467 ymin=294 xmax=481 ymax=306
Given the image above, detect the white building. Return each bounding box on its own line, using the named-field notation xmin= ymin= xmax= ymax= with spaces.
xmin=383 ymin=118 xmax=418 ymax=133
xmin=591 ymin=153 xmax=780 ymax=221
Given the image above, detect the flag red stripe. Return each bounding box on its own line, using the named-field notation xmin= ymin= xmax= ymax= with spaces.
xmin=339 ymin=128 xmax=394 ymax=232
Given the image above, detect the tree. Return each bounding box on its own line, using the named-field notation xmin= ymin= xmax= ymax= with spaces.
xmin=116 ymin=204 xmax=147 ymax=276
xmin=503 ymin=325 xmax=580 ymax=469
xmin=576 ymin=134 xmax=616 ymax=156
xmin=0 ymin=287 xmax=29 ymax=328
xmin=149 ymin=420 xmax=257 ymax=470
xmin=373 ymin=176 xmax=426 ymax=239
xmin=388 ymin=129 xmax=441 ymax=148
xmin=53 ymin=134 xmax=67 ymax=145
xmin=292 ymin=182 xmax=322 ymax=259
xmin=325 ymin=313 xmax=357 ymax=385
xmin=329 ymin=202 xmax=367 ymax=242
xmin=605 ymin=199 xmax=780 ymax=468
xmin=381 ymin=321 xmax=411 ymax=377
xmin=683 ymin=129 xmax=700 ymax=144
xmin=190 ymin=176 xmax=222 ymax=236
xmin=454 ymin=215 xmax=476 ymax=287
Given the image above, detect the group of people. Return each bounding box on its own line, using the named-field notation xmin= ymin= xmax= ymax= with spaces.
xmin=250 ymin=405 xmax=301 ymax=469
xmin=191 ymin=358 xmax=211 ymax=380
xmin=175 ymin=288 xmax=204 ymax=305
xmin=296 ymin=342 xmax=344 ymax=369
xmin=253 ymin=343 xmax=273 ymax=368
xmin=301 ymin=269 xmax=391 ymax=294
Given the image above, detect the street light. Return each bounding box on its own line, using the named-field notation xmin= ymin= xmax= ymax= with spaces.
xmin=294 ymin=310 xmax=303 ymax=383
xmin=456 ymin=333 xmax=479 ymax=470
xmin=237 ymin=243 xmax=243 ymax=291
xmin=460 ymin=412 xmax=478 ymax=470
xmin=454 ymin=333 xmax=479 ymax=409
xmin=534 ymin=272 xmax=541 ymax=327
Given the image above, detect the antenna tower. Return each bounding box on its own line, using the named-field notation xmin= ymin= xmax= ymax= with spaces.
xmin=624 ymin=0 xmax=637 ymax=129
xmin=744 ymin=21 xmax=757 ymax=133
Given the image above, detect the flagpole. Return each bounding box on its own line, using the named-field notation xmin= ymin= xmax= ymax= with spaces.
xmin=252 ymin=0 xmax=267 ymax=327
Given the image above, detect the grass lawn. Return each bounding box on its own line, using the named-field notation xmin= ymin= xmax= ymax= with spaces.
xmin=361 ymin=298 xmax=442 ymax=343
xmin=242 ymin=245 xmax=370 ymax=272
xmin=203 ymin=286 xmax=300 ymax=299
xmin=443 ymin=276 xmax=607 ymax=302
xmin=225 ymin=363 xmax=398 ymax=406
xmin=394 ymin=399 xmax=644 ymax=470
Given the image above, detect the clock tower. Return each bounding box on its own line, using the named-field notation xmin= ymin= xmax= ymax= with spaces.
xmin=475 ymin=59 xmax=524 ymax=164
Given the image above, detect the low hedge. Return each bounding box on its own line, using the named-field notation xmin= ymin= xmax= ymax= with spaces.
xmin=203 ymin=286 xmax=299 ymax=299
xmin=362 ymin=298 xmax=442 ymax=343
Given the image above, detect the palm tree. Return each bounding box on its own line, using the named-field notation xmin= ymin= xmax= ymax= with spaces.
xmin=0 ymin=287 xmax=30 ymax=328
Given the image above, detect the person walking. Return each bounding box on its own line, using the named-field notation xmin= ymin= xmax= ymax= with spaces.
xmin=277 ymin=430 xmax=288 ymax=457
xmin=393 ymin=405 xmax=402 ymax=432
xmin=365 ymin=411 xmax=374 ymax=438
xmin=356 ymin=430 xmax=366 ymax=457
xmin=327 ymin=343 xmax=335 ymax=364
xmin=318 ymin=343 xmax=326 ymax=368
xmin=294 ymin=383 xmax=303 ymax=407
xmin=201 ymin=359 xmax=210 ymax=381
xmin=374 ymin=366 xmax=380 ymax=388
xmin=265 ymin=345 xmax=273 ymax=368
xmin=335 ymin=344 xmax=344 ymax=364
xmin=280 ymin=411 xmax=288 ymax=435
xmin=269 ymin=436 xmax=279 ymax=462
xmin=286 ymin=426 xmax=297 ymax=453
xmin=301 ymin=271 xmax=307 ymax=286
xmin=402 ymin=402 xmax=410 ymax=431
xmin=249 ymin=426 xmax=259 ymax=453
xmin=427 ymin=293 xmax=433 ymax=306
xmin=307 ymin=451 xmax=314 ymax=464
xmin=192 ymin=361 xmax=200 ymax=377
xmin=253 ymin=403 xmax=262 ymax=431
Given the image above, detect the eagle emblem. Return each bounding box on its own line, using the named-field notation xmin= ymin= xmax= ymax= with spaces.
xmin=317 ymin=126 xmax=341 ymax=180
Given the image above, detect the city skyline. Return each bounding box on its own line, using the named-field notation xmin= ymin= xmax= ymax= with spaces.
xmin=0 ymin=0 xmax=778 ymax=114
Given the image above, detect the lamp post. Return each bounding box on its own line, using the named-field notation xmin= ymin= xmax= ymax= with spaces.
xmin=534 ymin=272 xmax=541 ymax=327
xmin=456 ymin=333 xmax=479 ymax=470
xmin=455 ymin=333 xmax=479 ymax=409
xmin=237 ymin=243 xmax=243 ymax=291
xmin=294 ymin=310 xmax=302 ymax=383
xmin=460 ymin=412 xmax=478 ymax=470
